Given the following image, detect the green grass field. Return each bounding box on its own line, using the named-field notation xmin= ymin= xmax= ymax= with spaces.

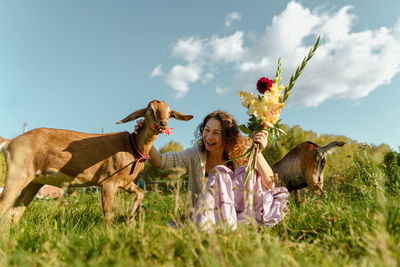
xmin=0 ymin=153 xmax=399 ymax=266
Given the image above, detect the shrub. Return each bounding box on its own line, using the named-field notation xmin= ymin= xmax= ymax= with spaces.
xmin=383 ymin=151 xmax=400 ymax=195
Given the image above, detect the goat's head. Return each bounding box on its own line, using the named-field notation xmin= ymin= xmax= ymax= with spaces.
xmin=116 ymin=99 xmax=193 ymax=133
xmin=302 ymin=141 xmax=346 ymax=197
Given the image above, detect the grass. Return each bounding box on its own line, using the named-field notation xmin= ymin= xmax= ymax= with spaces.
xmin=0 ymin=153 xmax=399 ymax=266
xmin=0 ymin=153 xmax=5 ymax=187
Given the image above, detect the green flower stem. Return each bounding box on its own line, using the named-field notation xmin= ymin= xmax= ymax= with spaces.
xmin=243 ymin=160 xmax=253 ymax=186
xmin=221 ymin=144 xmax=253 ymax=166
xmin=282 ymin=36 xmax=320 ymax=103
xmin=243 ymin=143 xmax=259 ymax=186
xmin=275 ymin=58 xmax=282 ymax=83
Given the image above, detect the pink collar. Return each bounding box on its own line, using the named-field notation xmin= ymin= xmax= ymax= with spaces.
xmin=128 ymin=133 xmax=150 ymax=175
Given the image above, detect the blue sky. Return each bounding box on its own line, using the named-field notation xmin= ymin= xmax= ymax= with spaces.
xmin=1 ymin=0 xmax=400 ymax=150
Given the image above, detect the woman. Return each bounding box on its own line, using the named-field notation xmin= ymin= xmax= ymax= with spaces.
xmin=144 ymin=110 xmax=289 ymax=230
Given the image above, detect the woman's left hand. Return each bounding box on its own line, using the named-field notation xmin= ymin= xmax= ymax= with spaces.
xmin=253 ymin=130 xmax=269 ymax=151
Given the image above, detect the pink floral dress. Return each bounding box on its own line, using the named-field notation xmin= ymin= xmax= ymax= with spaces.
xmin=191 ymin=165 xmax=289 ymax=231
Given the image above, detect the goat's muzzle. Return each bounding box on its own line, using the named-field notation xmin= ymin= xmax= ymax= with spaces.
xmin=152 ymin=123 xmax=169 ymax=133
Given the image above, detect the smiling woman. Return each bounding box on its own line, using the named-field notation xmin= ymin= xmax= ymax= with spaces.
xmin=145 ymin=110 xmax=289 ymax=230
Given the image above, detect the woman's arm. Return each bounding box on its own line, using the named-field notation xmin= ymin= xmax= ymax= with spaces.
xmin=135 ymin=119 xmax=193 ymax=170
xmin=256 ymin=153 xmax=275 ymax=190
xmin=253 ymin=131 xmax=275 ymax=190
xmin=148 ymin=145 xmax=162 ymax=168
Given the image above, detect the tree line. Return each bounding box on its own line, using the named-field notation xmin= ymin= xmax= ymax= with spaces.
xmin=137 ymin=124 xmax=396 ymax=183
xmin=0 ymin=124 xmax=398 ymax=187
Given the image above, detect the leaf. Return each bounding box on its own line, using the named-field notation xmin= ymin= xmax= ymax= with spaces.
xmin=239 ymin=124 xmax=251 ymax=135
xmin=268 ymin=134 xmax=274 ymax=145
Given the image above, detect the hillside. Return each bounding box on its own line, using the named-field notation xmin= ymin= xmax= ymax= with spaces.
xmin=0 ymin=124 xmax=394 ymax=185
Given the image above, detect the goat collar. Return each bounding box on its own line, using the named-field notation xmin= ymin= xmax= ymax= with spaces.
xmin=128 ymin=133 xmax=150 ymax=175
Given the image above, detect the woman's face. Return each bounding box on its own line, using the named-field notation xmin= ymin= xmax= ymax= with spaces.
xmin=202 ymin=118 xmax=225 ymax=154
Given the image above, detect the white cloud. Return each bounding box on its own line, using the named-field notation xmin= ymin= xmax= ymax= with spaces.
xmin=157 ymin=1 xmax=400 ymax=105
xmin=151 ymin=64 xmax=164 ymax=77
xmin=165 ymin=64 xmax=202 ymax=98
xmin=172 ymin=37 xmax=204 ymax=62
xmin=225 ymin=12 xmax=242 ymax=27
xmin=239 ymin=57 xmax=271 ymax=72
xmin=283 ymin=4 xmax=400 ymax=106
xmin=210 ymin=31 xmax=246 ymax=62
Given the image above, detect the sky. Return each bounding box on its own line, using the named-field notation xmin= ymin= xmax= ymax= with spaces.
xmin=1 ymin=0 xmax=400 ymax=151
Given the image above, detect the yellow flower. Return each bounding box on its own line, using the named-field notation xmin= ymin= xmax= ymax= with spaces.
xmin=239 ymin=81 xmax=285 ymax=130
xmin=239 ymin=91 xmax=257 ymax=108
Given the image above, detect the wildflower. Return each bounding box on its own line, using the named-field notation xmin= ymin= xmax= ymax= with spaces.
xmin=256 ymin=77 xmax=273 ymax=94
xmin=152 ymin=123 xmax=174 ymax=135
xmin=161 ymin=128 xmax=173 ymax=135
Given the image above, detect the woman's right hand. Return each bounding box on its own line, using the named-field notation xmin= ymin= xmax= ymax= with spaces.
xmin=253 ymin=130 xmax=269 ymax=152
xmin=135 ymin=119 xmax=145 ymax=134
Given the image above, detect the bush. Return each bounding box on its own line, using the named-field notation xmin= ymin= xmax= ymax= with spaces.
xmin=383 ymin=151 xmax=400 ymax=195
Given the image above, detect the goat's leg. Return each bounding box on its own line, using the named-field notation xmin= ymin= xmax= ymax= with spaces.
xmin=101 ymin=183 xmax=118 ymax=226
xmin=9 ymin=182 xmax=43 ymax=224
xmin=122 ymin=182 xmax=144 ymax=226
xmin=0 ymin=169 xmax=34 ymax=221
xmin=307 ymin=182 xmax=324 ymax=198
xmin=293 ymin=190 xmax=301 ymax=203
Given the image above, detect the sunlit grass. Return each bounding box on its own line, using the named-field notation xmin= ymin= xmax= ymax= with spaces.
xmin=0 ymin=154 xmax=399 ymax=266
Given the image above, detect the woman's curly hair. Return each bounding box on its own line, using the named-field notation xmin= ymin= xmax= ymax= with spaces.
xmin=194 ymin=110 xmax=251 ymax=168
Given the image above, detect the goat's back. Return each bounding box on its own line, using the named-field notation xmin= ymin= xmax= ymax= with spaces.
xmin=273 ymin=142 xmax=319 ymax=172
xmin=5 ymin=128 xmax=134 ymax=185
xmin=272 ymin=141 xmax=320 ymax=190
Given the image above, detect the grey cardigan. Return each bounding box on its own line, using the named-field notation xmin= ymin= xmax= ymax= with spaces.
xmin=161 ymin=145 xmax=207 ymax=208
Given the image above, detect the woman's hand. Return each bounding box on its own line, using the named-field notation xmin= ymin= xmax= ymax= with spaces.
xmin=253 ymin=130 xmax=269 ymax=151
xmin=134 ymin=119 xmax=145 ymax=134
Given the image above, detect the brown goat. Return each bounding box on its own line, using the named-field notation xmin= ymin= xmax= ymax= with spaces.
xmin=272 ymin=141 xmax=346 ymax=203
xmin=0 ymin=100 xmax=193 ymax=225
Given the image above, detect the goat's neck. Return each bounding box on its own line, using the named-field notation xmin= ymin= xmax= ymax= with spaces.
xmin=134 ymin=122 xmax=158 ymax=155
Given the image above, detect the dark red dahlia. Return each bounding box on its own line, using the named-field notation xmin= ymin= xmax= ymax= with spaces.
xmin=256 ymin=77 xmax=273 ymax=94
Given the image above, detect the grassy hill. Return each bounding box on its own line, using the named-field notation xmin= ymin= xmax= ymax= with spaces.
xmin=0 ymin=153 xmax=398 ymax=266
xmin=0 ymin=129 xmax=399 ymax=265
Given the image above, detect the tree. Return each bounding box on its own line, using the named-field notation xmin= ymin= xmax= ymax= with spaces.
xmin=160 ymin=141 xmax=183 ymax=153
xmin=383 ymin=150 xmax=400 ymax=194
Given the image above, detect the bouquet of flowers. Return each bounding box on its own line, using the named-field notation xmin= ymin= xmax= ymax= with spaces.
xmin=239 ymin=37 xmax=320 ymax=185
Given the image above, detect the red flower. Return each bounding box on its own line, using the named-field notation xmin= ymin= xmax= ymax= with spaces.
xmin=256 ymin=77 xmax=273 ymax=94
xmin=161 ymin=128 xmax=173 ymax=135
xmin=152 ymin=123 xmax=174 ymax=135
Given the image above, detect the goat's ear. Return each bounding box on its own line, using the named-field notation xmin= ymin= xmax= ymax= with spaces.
xmin=170 ymin=110 xmax=193 ymax=121
xmin=116 ymin=108 xmax=147 ymax=124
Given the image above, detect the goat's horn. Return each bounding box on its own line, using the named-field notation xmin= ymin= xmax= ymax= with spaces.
xmin=170 ymin=110 xmax=193 ymax=121
xmin=116 ymin=108 xmax=147 ymax=124
xmin=318 ymin=141 xmax=346 ymax=154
